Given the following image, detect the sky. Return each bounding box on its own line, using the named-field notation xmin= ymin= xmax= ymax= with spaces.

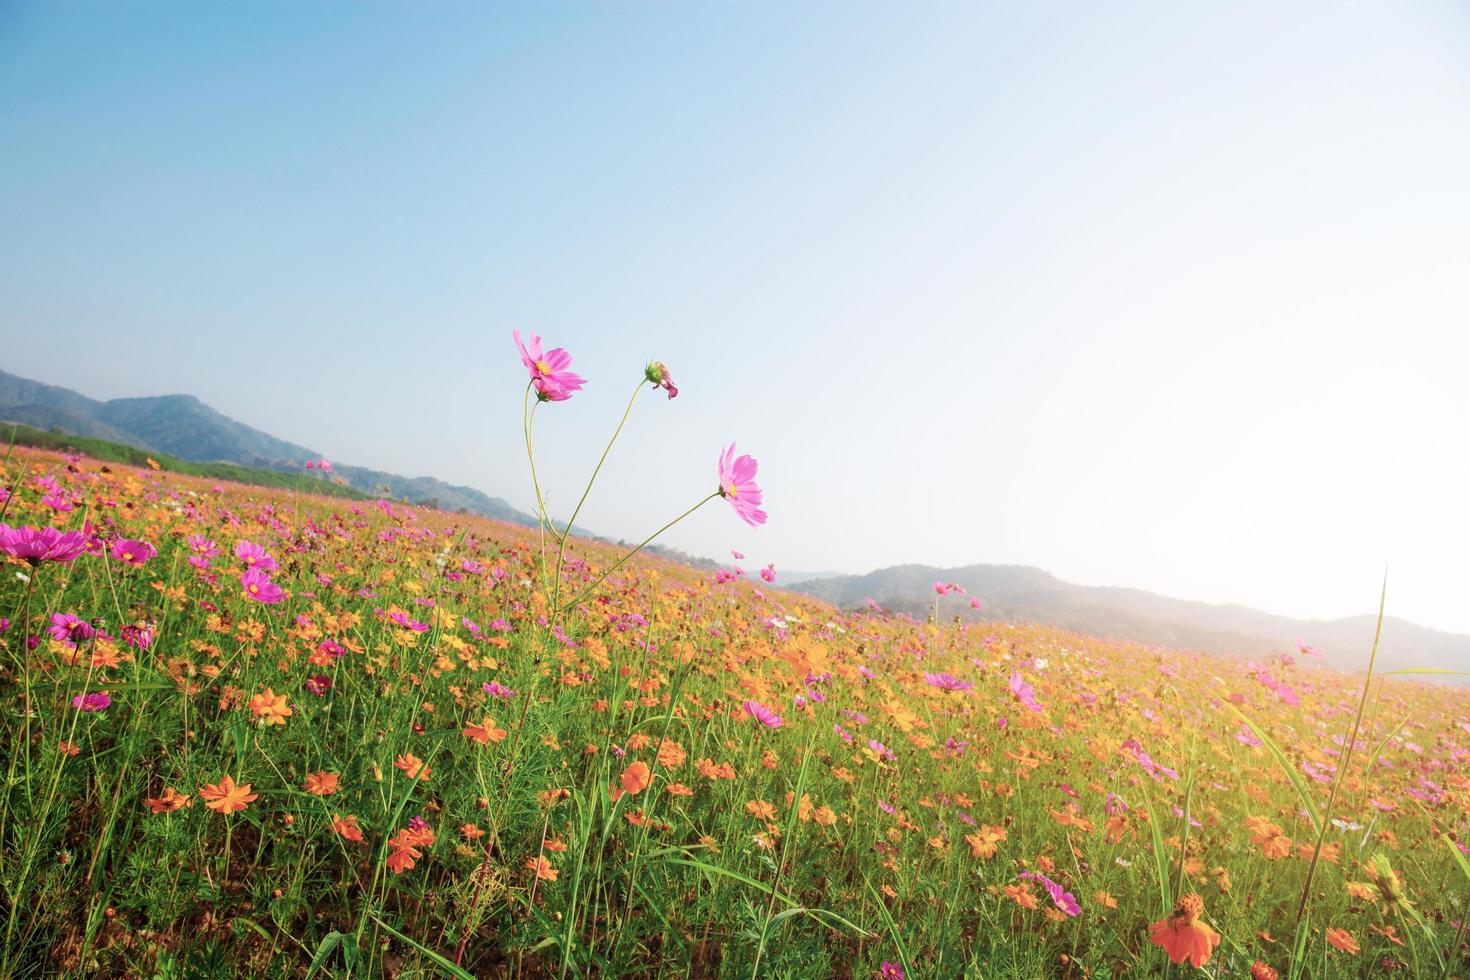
xmin=3 ymin=2 xmax=1469 ymax=632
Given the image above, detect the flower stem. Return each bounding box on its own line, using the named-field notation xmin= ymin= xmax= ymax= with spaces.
xmin=557 ymin=493 xmax=718 ymax=618
xmin=550 ymin=380 xmax=644 ymax=623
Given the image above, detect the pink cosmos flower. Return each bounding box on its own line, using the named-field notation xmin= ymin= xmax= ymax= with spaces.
xmin=878 ymin=964 xmax=905 ymax=980
xmin=717 ymin=444 xmax=766 ymax=527
xmin=731 ymin=550 xmax=745 ymax=560
xmin=1009 ymin=673 xmax=1043 ymax=712
xmin=110 ymin=539 xmax=156 ymax=566
xmin=743 ymin=699 xmax=783 ymax=728
xmin=234 ymin=540 xmax=279 ymax=573
xmin=969 ymin=598 xmax=982 ymax=609
xmin=1018 ymin=871 xmax=1081 ymax=917
xmin=924 ymin=672 xmax=973 ymax=692
xmin=513 ymin=330 xmax=586 ymax=401
xmin=760 ymin=564 xmax=776 ymax=583
xmin=48 ymin=613 xmax=96 ymax=647
xmin=241 ymin=568 xmax=286 ymax=604
xmin=1297 ymin=638 xmax=1322 ymax=657
xmin=72 ymin=691 xmax=111 ymax=712
xmin=0 ymin=525 xmax=89 ymax=565
xmin=304 ymin=674 xmax=333 ymax=697
xmin=933 ymin=581 xmax=947 ymax=595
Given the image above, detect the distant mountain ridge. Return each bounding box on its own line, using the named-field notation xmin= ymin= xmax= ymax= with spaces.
xmin=0 ymin=368 xmax=539 ymax=526
xmin=789 ymin=563 xmax=1468 ymax=683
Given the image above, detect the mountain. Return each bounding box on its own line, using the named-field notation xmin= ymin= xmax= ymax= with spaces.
xmin=0 ymin=368 xmax=539 ymax=527
xmin=789 ymin=563 xmax=1468 ymax=682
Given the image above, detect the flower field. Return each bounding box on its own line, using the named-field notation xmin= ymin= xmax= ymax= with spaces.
xmin=1 ymin=434 xmax=1468 ymax=978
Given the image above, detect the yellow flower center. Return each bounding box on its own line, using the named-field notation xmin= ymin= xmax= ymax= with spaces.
xmin=249 ymin=584 xmax=259 ymax=594
xmin=534 ymin=360 xmax=551 ymax=375
xmin=725 ymin=482 xmax=738 ymax=498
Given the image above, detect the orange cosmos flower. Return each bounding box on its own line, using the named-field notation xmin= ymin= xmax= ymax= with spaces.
xmin=1004 ymin=883 xmax=1039 ymax=910
xmin=526 ymin=856 xmax=558 ymax=882
xmin=965 ymin=825 xmax=1007 ymax=859
xmin=1149 ymin=894 xmax=1221 ymax=968
xmin=1324 ymin=928 xmax=1359 ymax=955
xmin=303 ymin=771 xmax=340 ymax=796
xmin=745 ymin=799 xmax=777 ymax=820
xmin=462 ymin=717 xmax=508 ymax=745
xmin=145 ymin=787 xmax=192 ymax=813
xmin=666 ymin=782 xmax=694 ymax=797
xmin=1250 ymin=962 xmax=1279 ymax=980
xmin=394 ymin=753 xmax=431 ymax=781
xmin=248 ymin=688 xmax=292 ymax=726
xmin=198 ymin=775 xmax=258 ymax=814
xmin=620 ymin=760 xmax=652 ymax=795
xmin=332 ymin=815 xmax=365 ymax=842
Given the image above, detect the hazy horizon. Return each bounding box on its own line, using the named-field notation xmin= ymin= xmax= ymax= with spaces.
xmin=4 ymin=3 xmax=1469 ymax=633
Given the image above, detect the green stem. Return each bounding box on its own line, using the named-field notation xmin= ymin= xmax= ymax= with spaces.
xmin=557 ymin=493 xmax=719 ymax=618
xmin=550 ymin=380 xmax=644 ymax=623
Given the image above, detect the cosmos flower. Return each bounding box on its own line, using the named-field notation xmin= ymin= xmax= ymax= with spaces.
xmin=1149 ymin=893 xmax=1221 ymax=968
xmin=199 ymin=775 xmax=258 ymax=814
xmin=110 ymin=539 xmax=156 ymax=566
xmin=48 ymin=613 xmax=95 ymax=647
xmin=924 ymin=672 xmax=973 ymax=692
xmin=743 ymin=699 xmax=783 ymax=728
xmin=1009 ymin=673 xmax=1043 ymax=712
xmin=718 ymin=444 xmax=767 ymax=527
xmin=1324 ymin=928 xmax=1359 ymax=955
xmin=1018 ymin=871 xmax=1081 ymax=917
xmin=241 ymin=568 xmax=286 ymax=604
xmin=514 ymin=330 xmax=586 ymax=401
xmin=0 ymin=524 xmax=89 ymax=565
xmin=760 ymin=564 xmax=776 ymax=583
xmin=72 ymin=691 xmax=111 ymax=712
xmin=234 ymin=540 xmax=279 ymax=572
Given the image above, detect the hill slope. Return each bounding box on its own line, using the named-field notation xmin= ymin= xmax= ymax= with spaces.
xmin=0 ymin=367 xmax=538 ymax=526
xmin=790 ymin=562 xmax=1468 ymax=679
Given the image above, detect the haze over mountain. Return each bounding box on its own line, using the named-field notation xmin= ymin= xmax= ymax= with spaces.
xmin=0 ymin=368 xmax=537 ymax=526
xmin=789 ymin=563 xmax=1467 ymax=683
xmin=5 ymin=366 xmax=1465 ymax=683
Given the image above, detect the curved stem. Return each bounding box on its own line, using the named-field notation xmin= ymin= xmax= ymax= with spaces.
xmin=522 ymin=383 xmax=551 ymax=589
xmin=558 ymin=493 xmax=718 ymax=618
xmin=550 ymin=380 xmax=644 ymax=622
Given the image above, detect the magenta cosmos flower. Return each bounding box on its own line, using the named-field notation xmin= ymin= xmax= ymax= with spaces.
xmin=72 ymin=691 xmax=111 ymax=713
xmin=234 ymin=540 xmax=279 ymax=572
xmin=110 ymin=539 xmax=157 ymax=566
xmin=742 ymin=699 xmax=782 ymax=728
xmin=513 ymin=330 xmax=586 ymax=401
xmin=241 ymin=568 xmax=286 ymax=604
xmin=717 ymin=444 xmax=767 ymax=527
xmin=1018 ymin=871 xmax=1081 ymax=917
xmin=0 ymin=524 xmax=89 ymax=565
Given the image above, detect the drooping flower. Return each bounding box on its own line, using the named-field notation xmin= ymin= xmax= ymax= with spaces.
xmin=199 ymin=774 xmax=258 ymax=814
xmin=717 ymin=444 xmax=767 ymax=527
xmin=241 ymin=568 xmax=286 ymax=604
xmin=513 ymin=330 xmax=586 ymax=401
xmin=1149 ymin=893 xmax=1221 ymax=968
xmin=0 ymin=524 xmax=89 ymax=565
xmin=145 ymin=787 xmax=192 ymax=813
xmin=743 ymin=699 xmax=782 ymax=728
xmin=645 ymin=361 xmax=678 ymax=399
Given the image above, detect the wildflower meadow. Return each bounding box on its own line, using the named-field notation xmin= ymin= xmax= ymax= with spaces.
xmin=0 ymin=335 xmax=1467 ymax=978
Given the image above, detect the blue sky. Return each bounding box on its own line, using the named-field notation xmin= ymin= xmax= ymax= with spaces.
xmin=3 ymin=2 xmax=1470 ymax=631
